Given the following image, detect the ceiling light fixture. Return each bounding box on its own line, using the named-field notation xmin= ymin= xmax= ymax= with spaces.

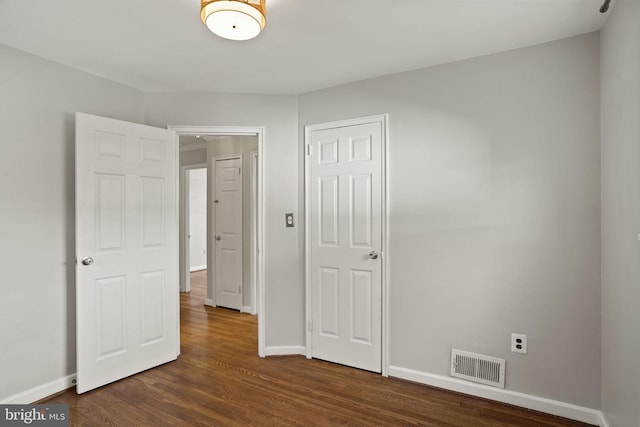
xmin=201 ymin=0 xmax=266 ymax=41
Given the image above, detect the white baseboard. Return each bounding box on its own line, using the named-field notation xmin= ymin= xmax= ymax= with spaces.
xmin=0 ymin=366 xmax=609 ymax=427
xmin=264 ymin=345 xmax=306 ymax=356
xmin=387 ymin=366 xmax=604 ymax=426
xmin=189 ymin=265 xmax=207 ymax=272
xmin=204 ymin=299 xmax=214 ymax=307
xmin=0 ymin=374 xmax=76 ymax=404
xmin=240 ymin=306 xmax=253 ymax=314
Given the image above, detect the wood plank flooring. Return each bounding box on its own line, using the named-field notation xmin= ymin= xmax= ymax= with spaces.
xmin=43 ymin=270 xmax=594 ymax=426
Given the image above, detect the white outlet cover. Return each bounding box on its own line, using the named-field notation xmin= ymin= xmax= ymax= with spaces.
xmin=511 ymin=333 xmax=527 ymax=354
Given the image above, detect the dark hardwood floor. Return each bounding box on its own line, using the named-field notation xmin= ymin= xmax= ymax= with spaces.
xmin=43 ymin=270 xmax=594 ymax=426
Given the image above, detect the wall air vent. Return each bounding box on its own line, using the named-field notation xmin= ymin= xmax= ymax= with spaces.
xmin=450 ymin=349 xmax=505 ymax=388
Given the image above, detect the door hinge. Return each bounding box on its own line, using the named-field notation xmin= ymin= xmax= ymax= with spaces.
xmin=307 ymin=145 xmax=311 ymax=156
xmin=238 ymin=167 xmax=241 ymax=175
xmin=308 ymin=320 xmax=313 ymax=332
xmin=238 ymin=286 xmax=242 ymax=294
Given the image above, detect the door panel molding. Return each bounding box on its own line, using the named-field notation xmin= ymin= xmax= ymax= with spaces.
xmin=304 ymin=114 xmax=389 ymax=376
xmin=76 ymin=113 xmax=179 ymax=393
xmin=212 ymin=155 xmax=243 ymax=310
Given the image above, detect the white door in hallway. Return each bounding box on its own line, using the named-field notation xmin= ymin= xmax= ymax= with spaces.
xmin=309 ymin=120 xmax=383 ymax=373
xmin=75 ymin=113 xmax=178 ymax=393
xmin=214 ymin=157 xmax=243 ymax=310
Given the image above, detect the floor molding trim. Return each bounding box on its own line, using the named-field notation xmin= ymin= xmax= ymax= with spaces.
xmin=189 ymin=265 xmax=207 ymax=273
xmin=387 ymin=366 xmax=603 ymax=426
xmin=0 ymin=374 xmax=76 ymax=404
xmin=264 ymin=345 xmax=306 ymax=356
xmin=599 ymin=412 xmax=611 ymax=427
xmin=240 ymin=306 xmax=253 ymax=314
xmin=204 ymin=299 xmax=214 ymax=307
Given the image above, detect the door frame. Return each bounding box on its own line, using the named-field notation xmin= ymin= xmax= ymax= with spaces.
xmin=169 ymin=125 xmax=266 ymax=358
xmin=180 ymin=163 xmax=207 ymax=293
xmin=210 ymin=153 xmax=243 ymax=310
xmin=304 ymin=114 xmax=390 ymax=376
xmin=249 ymin=151 xmax=258 ymax=315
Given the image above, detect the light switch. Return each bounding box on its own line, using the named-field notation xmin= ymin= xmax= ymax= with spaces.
xmin=285 ymin=213 xmax=294 ymax=228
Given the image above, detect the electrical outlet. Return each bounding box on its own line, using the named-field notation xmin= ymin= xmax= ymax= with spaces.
xmin=511 ymin=333 xmax=527 ymax=354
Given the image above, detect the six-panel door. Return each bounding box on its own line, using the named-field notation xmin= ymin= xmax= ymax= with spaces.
xmin=214 ymin=157 xmax=243 ymax=310
xmin=310 ymin=121 xmax=383 ymax=373
xmin=75 ymin=113 xmax=178 ymax=393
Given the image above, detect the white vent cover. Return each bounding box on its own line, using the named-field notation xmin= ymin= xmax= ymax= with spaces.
xmin=450 ymin=349 xmax=505 ymax=388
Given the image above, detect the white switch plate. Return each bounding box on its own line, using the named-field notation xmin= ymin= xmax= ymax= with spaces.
xmin=285 ymin=213 xmax=294 ymax=227
xmin=511 ymin=333 xmax=527 ymax=354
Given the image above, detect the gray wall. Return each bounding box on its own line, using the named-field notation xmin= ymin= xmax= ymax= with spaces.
xmin=0 ymin=28 xmax=611 ymax=413
xmin=144 ymin=93 xmax=302 ymax=348
xmin=601 ymin=0 xmax=640 ymax=425
xmin=179 ymin=148 xmax=207 ymax=166
xmin=207 ymin=136 xmax=258 ymax=309
xmin=299 ymin=33 xmax=601 ymax=408
xmin=0 ymin=43 xmax=145 ymax=401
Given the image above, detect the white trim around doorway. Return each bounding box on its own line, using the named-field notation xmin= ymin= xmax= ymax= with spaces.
xmin=179 ymin=163 xmax=207 ymax=294
xmin=249 ymin=151 xmax=258 ymax=316
xmin=169 ymin=125 xmax=266 ymax=358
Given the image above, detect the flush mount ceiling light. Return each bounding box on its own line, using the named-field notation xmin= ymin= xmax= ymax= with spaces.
xmin=201 ymin=0 xmax=266 ymax=41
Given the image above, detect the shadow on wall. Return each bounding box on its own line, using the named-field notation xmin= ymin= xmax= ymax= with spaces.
xmin=64 ymin=112 xmax=77 ymax=375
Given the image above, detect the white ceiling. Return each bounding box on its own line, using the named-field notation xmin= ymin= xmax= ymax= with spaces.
xmin=0 ymin=0 xmax=610 ymax=95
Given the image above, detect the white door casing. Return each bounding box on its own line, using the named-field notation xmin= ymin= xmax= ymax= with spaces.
xmin=188 ymin=168 xmax=207 ymax=272
xmin=250 ymin=151 xmax=258 ymax=315
xmin=75 ymin=113 xmax=179 ymax=394
xmin=169 ymin=125 xmax=265 ymax=357
xmin=214 ymin=157 xmax=243 ymax=310
xmin=306 ymin=118 xmax=385 ymax=373
xmin=179 ymin=163 xmax=207 ymax=293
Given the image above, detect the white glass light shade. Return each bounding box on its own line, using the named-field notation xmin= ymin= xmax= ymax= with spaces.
xmin=201 ymin=0 xmax=266 ymax=41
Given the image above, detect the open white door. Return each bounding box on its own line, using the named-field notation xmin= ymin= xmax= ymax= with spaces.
xmin=75 ymin=113 xmax=179 ymax=393
xmin=214 ymin=157 xmax=243 ymax=310
xmin=308 ymin=120 xmax=383 ymax=373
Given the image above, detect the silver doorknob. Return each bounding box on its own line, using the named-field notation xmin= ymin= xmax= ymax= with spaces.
xmin=215 ymin=235 xmax=222 ymax=241
xmin=369 ymin=251 xmax=379 ymax=260
xmin=81 ymin=256 xmax=94 ymax=266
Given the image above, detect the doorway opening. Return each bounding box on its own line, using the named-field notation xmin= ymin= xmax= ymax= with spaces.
xmin=180 ymin=164 xmax=208 ymax=293
xmin=173 ymin=126 xmax=265 ymax=357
